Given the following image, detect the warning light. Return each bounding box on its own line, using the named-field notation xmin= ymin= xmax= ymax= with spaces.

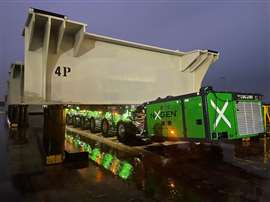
xmin=169 ymin=181 xmax=175 ymax=188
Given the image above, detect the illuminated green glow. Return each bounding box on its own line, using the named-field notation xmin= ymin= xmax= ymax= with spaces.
xmin=79 ymin=110 xmax=87 ymax=117
xmin=65 ymin=133 xmax=133 ymax=179
xmin=91 ymin=148 xmax=101 ymax=161
xmin=102 ymin=153 xmax=113 ymax=169
xmin=85 ymin=110 xmax=102 ymax=119
xmin=83 ymin=144 xmax=92 ymax=154
xmin=74 ymin=139 xmax=81 ymax=148
xmin=121 ymin=110 xmax=132 ymax=122
xmin=104 ymin=112 xmax=112 ymax=120
xmin=66 ymin=108 xmax=78 ymax=116
xmin=118 ymin=162 xmax=133 ymax=180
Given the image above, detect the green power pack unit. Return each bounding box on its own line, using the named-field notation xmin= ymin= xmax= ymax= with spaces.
xmin=145 ymin=88 xmax=265 ymax=141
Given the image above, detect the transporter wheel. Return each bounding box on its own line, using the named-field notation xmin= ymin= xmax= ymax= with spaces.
xmin=73 ymin=116 xmax=81 ymax=128
xmin=80 ymin=117 xmax=85 ymax=129
xmin=90 ymin=118 xmax=96 ymax=133
xmin=81 ymin=117 xmax=90 ymax=130
xmin=101 ymin=119 xmax=110 ymax=137
xmin=66 ymin=114 xmax=72 ymax=125
xmin=84 ymin=118 xmax=91 ymax=129
xmin=72 ymin=116 xmax=76 ymax=127
xmin=117 ymin=122 xmax=129 ymax=143
xmin=77 ymin=117 xmax=82 ymax=128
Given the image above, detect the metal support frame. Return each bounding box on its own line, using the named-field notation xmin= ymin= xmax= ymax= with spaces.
xmin=43 ymin=105 xmax=65 ymax=164
xmin=263 ymin=105 xmax=270 ymax=131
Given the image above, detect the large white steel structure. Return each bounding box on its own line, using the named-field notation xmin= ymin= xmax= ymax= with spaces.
xmin=15 ymin=8 xmax=219 ymax=105
xmin=7 ymin=63 xmax=24 ymax=105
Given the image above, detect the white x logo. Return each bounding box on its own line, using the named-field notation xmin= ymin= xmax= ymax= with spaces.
xmin=154 ymin=111 xmax=161 ymax=120
xmin=210 ymin=100 xmax=231 ymax=129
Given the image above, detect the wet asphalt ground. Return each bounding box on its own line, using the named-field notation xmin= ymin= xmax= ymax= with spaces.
xmin=1 ymin=113 xmax=270 ymax=202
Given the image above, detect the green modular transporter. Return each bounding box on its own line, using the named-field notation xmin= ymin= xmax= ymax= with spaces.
xmin=145 ymin=88 xmax=265 ymax=141
xmin=65 ymin=106 xmax=135 ymax=136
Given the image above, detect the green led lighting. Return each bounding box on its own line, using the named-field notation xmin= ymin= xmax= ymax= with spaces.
xmin=65 ymin=134 xmax=134 ymax=179
xmin=74 ymin=139 xmax=81 ymax=148
xmin=83 ymin=144 xmax=92 ymax=154
xmin=102 ymin=153 xmax=113 ymax=169
xmin=118 ymin=161 xmax=133 ymax=180
xmin=91 ymin=148 xmax=101 ymax=161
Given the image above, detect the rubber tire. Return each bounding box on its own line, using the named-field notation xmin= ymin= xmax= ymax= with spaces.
xmin=90 ymin=118 xmax=96 ymax=133
xmin=101 ymin=119 xmax=110 ymax=137
xmin=66 ymin=114 xmax=73 ymax=125
xmin=81 ymin=117 xmax=90 ymax=130
xmin=117 ymin=122 xmax=129 ymax=143
xmin=72 ymin=116 xmax=77 ymax=127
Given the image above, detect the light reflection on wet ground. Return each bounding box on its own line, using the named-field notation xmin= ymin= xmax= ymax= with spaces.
xmin=65 ymin=129 xmax=270 ymax=202
xmin=1 ymin=113 xmax=270 ymax=202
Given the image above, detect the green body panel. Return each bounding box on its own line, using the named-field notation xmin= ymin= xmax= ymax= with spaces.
xmin=146 ymin=100 xmax=184 ymax=140
xmin=206 ymin=92 xmax=238 ymax=140
xmin=145 ymin=90 xmax=264 ymax=141
xmin=183 ymin=96 xmax=205 ymax=139
xmin=206 ymin=92 xmax=264 ymax=140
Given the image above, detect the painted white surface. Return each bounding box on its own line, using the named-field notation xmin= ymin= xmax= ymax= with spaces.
xmin=20 ymin=10 xmax=219 ymax=105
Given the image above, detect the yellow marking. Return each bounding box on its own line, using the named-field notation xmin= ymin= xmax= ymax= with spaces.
xmin=263 ymin=105 xmax=270 ymax=130
xmin=46 ymin=154 xmax=63 ymax=165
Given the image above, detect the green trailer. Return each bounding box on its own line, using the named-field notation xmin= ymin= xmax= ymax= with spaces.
xmin=144 ymin=87 xmax=265 ymax=141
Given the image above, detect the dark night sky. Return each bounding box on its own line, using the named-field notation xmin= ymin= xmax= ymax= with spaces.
xmin=0 ymin=0 xmax=269 ymax=102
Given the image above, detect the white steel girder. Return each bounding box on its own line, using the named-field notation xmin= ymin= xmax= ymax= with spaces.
xmin=10 ymin=8 xmax=219 ymax=105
